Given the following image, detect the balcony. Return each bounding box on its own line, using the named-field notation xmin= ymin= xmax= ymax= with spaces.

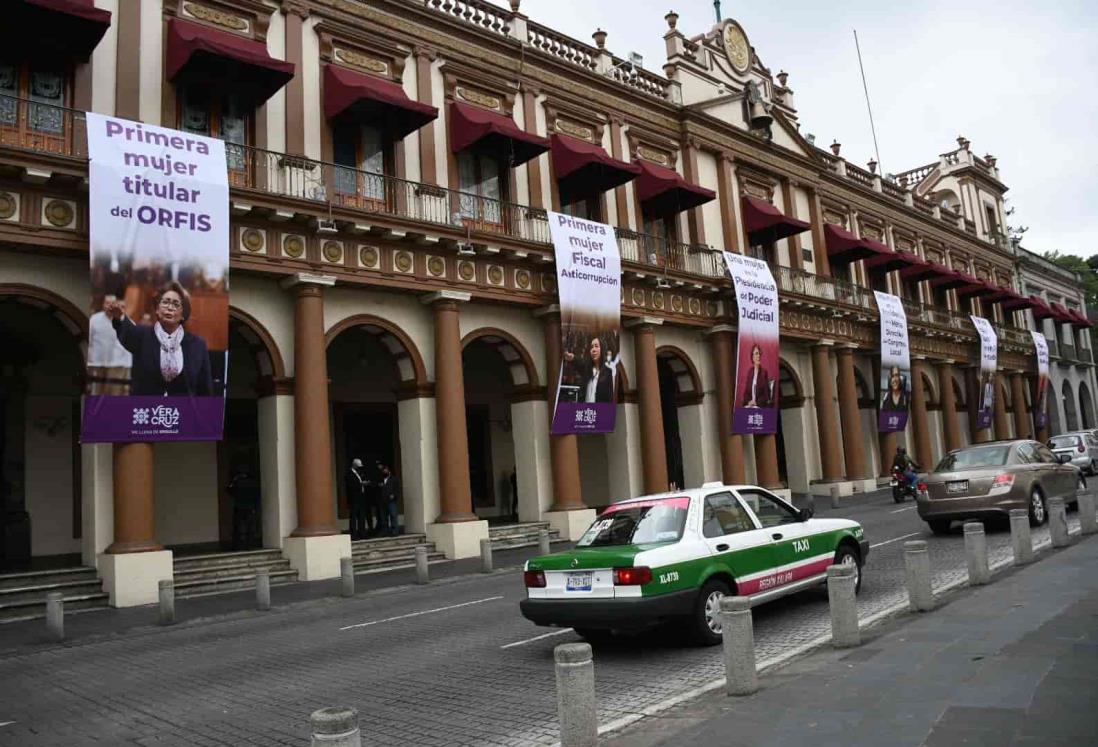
xmin=0 ymin=93 xmax=87 ymax=160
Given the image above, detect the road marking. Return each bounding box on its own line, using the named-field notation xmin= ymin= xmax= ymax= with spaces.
xmin=338 ymin=596 xmax=504 ymax=631
xmin=870 ymin=531 xmax=922 ymax=548
xmin=501 ymin=628 xmax=575 ymax=649
xmin=890 ymin=505 xmax=917 ymax=514
xmin=0 ymin=722 xmax=14 ymax=728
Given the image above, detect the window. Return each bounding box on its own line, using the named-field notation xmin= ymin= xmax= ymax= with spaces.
xmin=179 ymin=87 xmax=250 ymax=185
xmin=458 ymin=150 xmax=504 ymax=225
xmin=934 ymin=445 xmax=1010 ymax=471
xmin=575 ymin=498 xmax=688 ymax=547
xmin=1034 ymin=444 xmax=1057 ymax=464
xmin=1015 ymin=443 xmax=1039 ymax=464
xmin=984 ymin=204 xmax=999 ymax=236
xmin=931 ymin=283 xmax=950 ymax=311
xmin=702 ymin=493 xmax=755 ymax=538
xmin=561 ymin=194 xmax=600 ymax=222
xmin=738 ymin=489 xmax=799 ymax=528
xmin=333 ymin=122 xmax=388 ymax=206
xmin=901 ymin=277 xmax=922 ymax=304
xmin=0 ymin=61 xmax=70 ymax=151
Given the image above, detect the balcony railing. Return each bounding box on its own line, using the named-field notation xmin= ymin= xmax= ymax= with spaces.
xmin=0 ymin=93 xmax=87 ymax=158
xmin=615 ymin=228 xmax=723 ymax=279
xmin=775 ymin=266 xmax=875 ymax=310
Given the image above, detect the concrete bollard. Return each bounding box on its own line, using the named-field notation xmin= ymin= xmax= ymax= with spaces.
xmin=340 ymin=557 xmax=355 ymax=598
xmin=414 ymin=545 xmax=429 ymax=584
xmin=904 ymin=541 xmax=934 ymax=612
xmin=480 ymin=538 xmax=493 ymax=573
xmin=827 ymin=564 xmax=860 ymax=648
xmin=554 ymin=643 xmax=597 ymax=747
xmin=963 ymin=522 xmax=990 ymax=586
xmin=1009 ymin=508 xmax=1033 ymax=565
xmin=829 ymin=484 xmax=841 ymax=510
xmin=256 ymin=568 xmax=271 ymax=611
xmin=538 ymin=529 xmax=551 ymax=556
xmin=720 ymin=596 xmax=757 ymax=695
xmin=158 ymin=579 xmax=175 ymax=625
xmin=1048 ymin=496 xmax=1070 ymax=548
xmin=309 ymin=706 xmax=361 ymax=747
xmin=45 ymin=592 xmax=64 ymax=641
xmin=1080 ymin=491 xmax=1098 ymax=535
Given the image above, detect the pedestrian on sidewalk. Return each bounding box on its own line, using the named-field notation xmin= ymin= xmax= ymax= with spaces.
xmin=378 ymin=462 xmax=402 ymax=537
xmin=346 ymin=458 xmax=367 ymax=540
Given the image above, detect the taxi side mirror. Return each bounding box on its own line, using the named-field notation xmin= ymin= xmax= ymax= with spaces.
xmin=798 ymin=506 xmax=814 ymax=521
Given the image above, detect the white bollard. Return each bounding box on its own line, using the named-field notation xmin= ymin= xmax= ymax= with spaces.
xmin=963 ymin=522 xmax=990 ymax=586
xmin=538 ymin=529 xmax=551 ymax=556
xmin=1080 ymin=491 xmax=1098 ymax=535
xmin=45 ymin=592 xmax=64 ymax=641
xmin=1009 ymin=508 xmax=1033 ymax=565
xmin=309 ymin=706 xmax=361 ymax=747
xmin=904 ymin=540 xmax=934 ymax=612
xmin=256 ymin=568 xmax=271 ymax=611
xmin=554 ymin=643 xmax=597 ymax=747
xmin=829 ymin=484 xmax=841 ymax=510
xmin=827 ymin=564 xmax=860 ymax=647
xmin=340 ymin=557 xmax=355 ymax=598
xmin=159 ymin=579 xmax=175 ymax=625
xmin=720 ymin=596 xmax=757 ymax=695
xmin=1048 ymin=496 xmax=1070 ymax=548
xmin=480 ymin=538 xmax=493 ymax=573
xmin=414 ymin=545 xmax=429 ymax=584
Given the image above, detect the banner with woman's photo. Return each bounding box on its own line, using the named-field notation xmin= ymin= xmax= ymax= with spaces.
xmin=874 ymin=291 xmax=911 ymax=432
xmin=970 ymin=315 xmax=998 ymax=431
xmin=723 ymin=251 xmax=779 ymax=434
xmin=548 ymin=211 xmax=621 ymax=434
xmin=1030 ymin=329 xmax=1050 ymax=429
xmin=81 ymin=113 xmax=229 ymax=442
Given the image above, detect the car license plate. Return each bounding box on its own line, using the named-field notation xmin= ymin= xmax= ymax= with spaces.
xmin=566 ymin=573 xmax=593 ymax=592
xmin=947 ymin=481 xmax=969 ymax=494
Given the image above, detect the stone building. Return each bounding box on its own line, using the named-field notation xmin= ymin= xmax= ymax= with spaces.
xmin=0 ymin=0 xmax=1084 ymax=607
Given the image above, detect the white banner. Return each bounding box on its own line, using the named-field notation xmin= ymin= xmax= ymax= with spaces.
xmin=723 ymin=251 xmax=780 ymax=434
xmin=548 ymin=211 xmax=622 ymax=434
xmin=874 ymin=291 xmax=911 ymax=432
xmin=970 ymin=315 xmax=998 ymax=431
xmin=1030 ymin=330 xmax=1050 ymax=430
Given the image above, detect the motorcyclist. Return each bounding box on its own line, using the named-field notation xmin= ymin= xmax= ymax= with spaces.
xmin=891 ymin=447 xmax=921 ymax=489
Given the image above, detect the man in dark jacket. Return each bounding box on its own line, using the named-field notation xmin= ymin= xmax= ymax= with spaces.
xmin=378 ymin=462 xmax=402 ymax=537
xmin=345 ymin=458 xmax=367 ymax=540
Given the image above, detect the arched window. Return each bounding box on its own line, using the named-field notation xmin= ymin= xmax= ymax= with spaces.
xmin=778 ymin=361 xmax=804 ymax=409
xmin=1062 ymin=380 xmax=1079 ymax=432
xmin=1080 ymin=382 xmax=1094 ymax=430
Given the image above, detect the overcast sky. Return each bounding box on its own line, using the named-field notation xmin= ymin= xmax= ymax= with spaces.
xmin=496 ymin=0 xmax=1097 ymax=258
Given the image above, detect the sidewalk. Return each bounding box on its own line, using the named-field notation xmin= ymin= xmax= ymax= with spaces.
xmin=604 ymin=533 xmax=1098 ymax=747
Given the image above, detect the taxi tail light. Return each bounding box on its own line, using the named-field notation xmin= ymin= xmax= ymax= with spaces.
xmin=992 ymin=473 xmax=1015 ymax=489
xmin=523 ymin=570 xmax=546 ymax=588
xmin=613 ymin=567 xmax=652 ymax=586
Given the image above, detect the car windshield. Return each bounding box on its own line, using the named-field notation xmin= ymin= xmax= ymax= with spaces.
xmin=935 ymin=445 xmax=1011 ymax=472
xmin=1049 ymin=435 xmax=1081 ymax=449
xmin=576 ymin=497 xmax=689 ymax=547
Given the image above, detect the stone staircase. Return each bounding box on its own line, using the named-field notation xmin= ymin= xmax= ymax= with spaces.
xmin=488 ymin=521 xmax=567 ymax=551
xmin=172 ymin=548 xmax=297 ymax=598
xmin=351 ymin=534 xmax=445 ymax=572
xmin=0 ymin=566 xmax=109 ymax=623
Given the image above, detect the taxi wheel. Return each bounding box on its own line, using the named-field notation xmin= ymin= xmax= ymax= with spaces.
xmin=834 ymin=545 xmax=862 ymax=594
xmin=689 ymin=579 xmax=731 ymax=646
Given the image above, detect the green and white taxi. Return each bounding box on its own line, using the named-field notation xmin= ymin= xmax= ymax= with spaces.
xmin=520 ymin=483 xmax=868 ymax=645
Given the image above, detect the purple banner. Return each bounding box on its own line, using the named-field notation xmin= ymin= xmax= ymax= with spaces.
xmin=874 ymin=291 xmax=911 ymax=433
xmin=81 ymin=396 xmax=226 ymax=442
xmin=724 ymin=252 xmax=780 ymax=435
xmin=551 ymin=403 xmax=617 ymax=435
xmin=971 ymin=315 xmax=997 ymax=431
xmin=1031 ymin=330 xmax=1050 ymax=429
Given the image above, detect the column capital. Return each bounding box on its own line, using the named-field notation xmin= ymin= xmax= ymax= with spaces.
xmin=280 ymin=272 xmax=336 ymax=291
xmin=812 ymin=339 xmax=836 ymax=348
xmin=703 ymin=324 xmax=736 ymax=337
xmin=281 ymin=0 xmax=310 ymax=18
xmin=421 ymin=290 xmax=472 ymax=306
xmin=533 ymin=304 xmax=562 ymax=319
xmin=624 ymin=316 xmax=664 ymax=329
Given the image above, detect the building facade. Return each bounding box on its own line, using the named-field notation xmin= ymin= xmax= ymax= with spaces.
xmin=0 ymin=0 xmax=1082 ymax=605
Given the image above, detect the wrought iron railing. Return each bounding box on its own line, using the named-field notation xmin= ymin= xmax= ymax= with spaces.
xmin=0 ymin=93 xmax=87 ymax=158
xmin=614 ymin=228 xmax=723 ymax=279
xmin=775 ymin=266 xmax=875 ymax=310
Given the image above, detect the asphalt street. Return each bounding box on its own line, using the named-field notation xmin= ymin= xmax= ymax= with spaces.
xmin=0 ymin=487 xmax=1082 ymax=746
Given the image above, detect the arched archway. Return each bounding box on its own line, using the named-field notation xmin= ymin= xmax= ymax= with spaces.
xmin=1062 ymin=380 xmax=1079 ymax=432
xmin=776 ymin=359 xmax=806 ymax=489
xmin=1079 ymin=382 xmax=1094 ymax=430
xmin=655 ymin=346 xmax=704 ymax=490
xmin=0 ymin=289 xmax=86 ymax=569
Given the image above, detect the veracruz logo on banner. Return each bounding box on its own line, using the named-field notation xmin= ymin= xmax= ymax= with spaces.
xmin=874 ymin=291 xmax=911 ymax=432
xmin=82 ymin=114 xmax=229 ymax=442
xmin=1030 ymin=330 xmax=1050 ymax=429
xmin=723 ymin=251 xmax=779 ymax=434
xmin=548 ymin=211 xmax=622 ymax=434
xmin=970 ymin=315 xmax=998 ymax=431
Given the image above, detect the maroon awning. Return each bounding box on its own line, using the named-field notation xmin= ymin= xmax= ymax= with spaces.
xmin=898 ymin=257 xmax=945 ymax=283
xmin=823 ymin=222 xmax=890 ymax=264
xmin=999 ymin=293 xmax=1035 ymax=312
xmin=930 ymin=268 xmax=972 ymax=291
xmin=6 ymin=0 xmax=111 ymax=60
xmin=954 ymin=273 xmax=997 ymax=299
xmin=449 ymin=101 xmax=550 ymax=167
xmin=166 ymin=19 xmax=295 ymax=107
xmin=634 ymin=160 xmax=716 ymax=215
xmin=743 ymin=195 xmax=809 ymax=245
xmin=1050 ymin=302 xmax=1075 ymax=323
xmin=1067 ymin=308 xmax=1093 ymax=328
xmin=1030 ymin=297 xmax=1055 ymax=320
xmin=323 ymin=64 xmax=437 ymax=139
xmin=981 ymin=284 xmax=1016 ymax=304
xmin=551 ymin=134 xmax=640 ymax=198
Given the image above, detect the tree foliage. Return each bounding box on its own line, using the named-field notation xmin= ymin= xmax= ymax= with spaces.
xmin=1041 ymin=251 xmax=1098 ymax=309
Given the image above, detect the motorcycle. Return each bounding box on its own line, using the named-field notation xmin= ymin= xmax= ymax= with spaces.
xmin=890 ymin=466 xmax=917 ymax=503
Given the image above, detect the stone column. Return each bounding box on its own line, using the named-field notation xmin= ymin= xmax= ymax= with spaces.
xmin=993 ymin=373 xmax=1011 ymax=440
xmin=629 ymin=319 xmax=669 ymax=494
xmin=910 ymin=359 xmax=934 ymax=468
xmin=706 ymin=326 xmax=745 ymax=484
xmin=280 ymin=274 xmax=350 ymax=581
xmin=257 ymin=380 xmax=296 ymax=549
xmin=539 ymin=308 xmax=595 ymax=540
xmin=754 ymin=434 xmax=783 ymax=490
xmin=1010 ymin=372 xmax=1031 ymax=440
xmin=811 ymin=342 xmax=844 ymax=482
xmin=938 ymin=361 xmax=963 ymax=452
xmin=424 ymin=291 xmax=488 ymax=559
xmin=836 ymin=346 xmax=869 ymax=479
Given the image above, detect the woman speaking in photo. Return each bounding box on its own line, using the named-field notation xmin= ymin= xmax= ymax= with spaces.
xmin=740 ymin=343 xmax=772 ymax=408
xmin=106 ymin=281 xmax=214 ymax=396
xmin=581 ymin=336 xmax=614 ymax=403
